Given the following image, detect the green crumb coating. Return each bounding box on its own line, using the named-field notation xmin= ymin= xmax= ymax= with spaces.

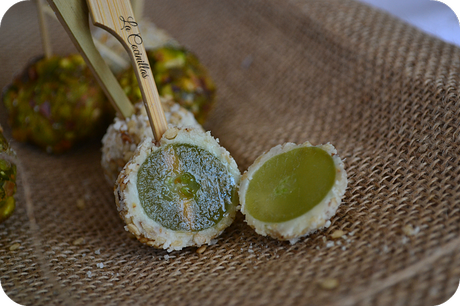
xmin=118 ymin=46 xmax=216 ymax=124
xmin=2 ymin=55 xmax=112 ymax=154
xmin=0 ymin=127 xmax=16 ymax=223
xmin=245 ymin=147 xmax=336 ymax=223
xmin=137 ymin=143 xmax=237 ymax=232
xmin=0 ymin=128 xmax=10 ymax=154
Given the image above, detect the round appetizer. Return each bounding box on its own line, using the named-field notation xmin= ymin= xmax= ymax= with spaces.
xmin=0 ymin=125 xmax=17 ymax=223
xmin=101 ymin=98 xmax=203 ymax=183
xmin=118 ymin=46 xmax=216 ymax=124
xmin=239 ymin=142 xmax=347 ymax=243
xmin=2 ymin=55 xmax=111 ymax=154
xmin=115 ymin=127 xmax=240 ymax=251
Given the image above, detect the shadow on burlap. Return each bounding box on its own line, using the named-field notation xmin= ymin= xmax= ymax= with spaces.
xmin=1 ymin=1 xmax=459 ymax=305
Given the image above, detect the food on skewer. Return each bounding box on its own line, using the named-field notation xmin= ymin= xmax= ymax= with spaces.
xmin=87 ymin=0 xmax=237 ymax=251
xmin=115 ymin=127 xmax=240 ymax=251
xmin=2 ymin=55 xmax=111 ymax=154
xmin=238 ymin=142 xmax=347 ymax=243
xmin=118 ymin=46 xmax=216 ymax=124
xmin=102 ymin=98 xmax=203 ymax=183
xmin=0 ymin=125 xmax=17 ymax=223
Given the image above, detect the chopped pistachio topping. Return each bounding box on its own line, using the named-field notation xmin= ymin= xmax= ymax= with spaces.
xmin=2 ymin=55 xmax=111 ymax=154
xmin=0 ymin=158 xmax=17 ymax=223
xmin=0 ymin=131 xmax=10 ymax=153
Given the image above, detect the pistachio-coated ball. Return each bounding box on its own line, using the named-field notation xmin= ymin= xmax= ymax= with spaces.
xmin=2 ymin=55 xmax=112 ymax=154
xmin=118 ymin=46 xmax=216 ymax=124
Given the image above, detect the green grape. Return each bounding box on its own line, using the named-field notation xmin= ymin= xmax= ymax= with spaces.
xmin=137 ymin=144 xmax=236 ymax=232
xmin=245 ymin=147 xmax=336 ymax=223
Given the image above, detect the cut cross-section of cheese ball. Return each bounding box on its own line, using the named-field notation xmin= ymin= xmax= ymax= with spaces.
xmin=239 ymin=142 xmax=347 ymax=243
xmin=101 ymin=98 xmax=203 ymax=183
xmin=115 ymin=127 xmax=241 ymax=252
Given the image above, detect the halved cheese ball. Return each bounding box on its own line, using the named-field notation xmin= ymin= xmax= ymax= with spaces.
xmin=239 ymin=142 xmax=347 ymax=243
xmin=115 ymin=127 xmax=240 ymax=251
xmin=101 ymin=98 xmax=203 ymax=183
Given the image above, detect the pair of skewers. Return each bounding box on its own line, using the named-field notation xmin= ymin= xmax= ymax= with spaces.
xmin=46 ymin=0 xmax=153 ymax=126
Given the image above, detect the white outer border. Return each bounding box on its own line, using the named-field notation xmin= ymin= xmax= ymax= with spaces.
xmin=239 ymin=142 xmax=347 ymax=243
xmin=115 ymin=127 xmax=240 ymax=252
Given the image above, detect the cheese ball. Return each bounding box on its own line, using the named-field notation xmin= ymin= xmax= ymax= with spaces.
xmin=101 ymin=98 xmax=203 ymax=183
xmin=2 ymin=55 xmax=111 ymax=154
xmin=115 ymin=127 xmax=240 ymax=251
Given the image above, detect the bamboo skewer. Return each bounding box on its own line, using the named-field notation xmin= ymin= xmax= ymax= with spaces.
xmin=86 ymin=0 xmax=168 ymax=142
xmin=36 ymin=0 xmax=52 ymax=59
xmin=47 ymin=0 xmax=135 ymax=119
xmin=40 ymin=4 xmax=56 ymax=19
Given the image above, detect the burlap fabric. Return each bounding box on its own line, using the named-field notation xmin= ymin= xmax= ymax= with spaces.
xmin=1 ymin=0 xmax=459 ymax=305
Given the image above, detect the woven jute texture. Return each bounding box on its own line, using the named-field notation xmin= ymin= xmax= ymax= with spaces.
xmin=1 ymin=0 xmax=460 ymax=305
